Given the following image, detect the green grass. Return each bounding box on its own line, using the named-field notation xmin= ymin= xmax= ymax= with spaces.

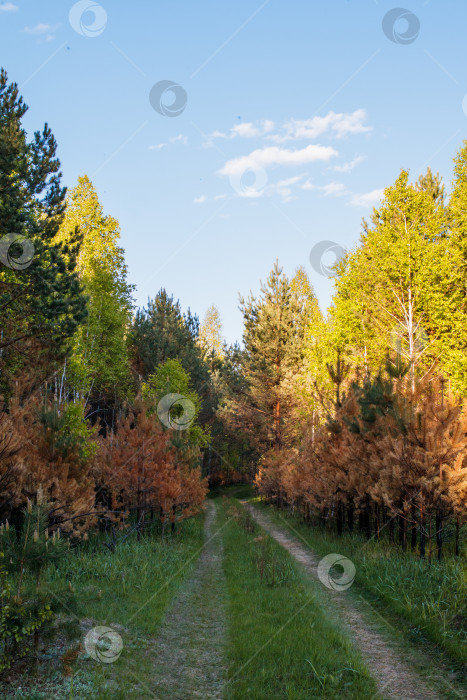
xmin=1 ymin=514 xmax=205 ymax=699
xmin=218 ymin=496 xmax=377 ymax=700
xmin=254 ymin=498 xmax=467 ymax=667
xmin=208 ymin=483 xmax=254 ymax=500
xmin=4 ymin=489 xmax=464 ymax=699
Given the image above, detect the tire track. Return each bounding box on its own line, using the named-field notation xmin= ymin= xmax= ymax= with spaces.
xmin=149 ymin=501 xmax=227 ymax=699
xmin=242 ymin=501 xmax=442 ymax=700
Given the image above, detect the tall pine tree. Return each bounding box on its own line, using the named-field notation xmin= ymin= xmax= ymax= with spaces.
xmin=234 ymin=261 xmax=306 ymax=454
xmin=0 ymin=69 xmax=86 ymax=395
xmin=131 ymin=290 xmax=209 ymax=395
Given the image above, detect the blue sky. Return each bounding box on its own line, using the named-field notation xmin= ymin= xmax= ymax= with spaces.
xmin=1 ymin=0 xmax=466 ymax=344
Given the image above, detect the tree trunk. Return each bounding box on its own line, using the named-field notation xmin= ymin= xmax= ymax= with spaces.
xmin=374 ymin=504 xmax=380 ymax=541
xmin=136 ymin=509 xmax=141 ymax=540
xmin=359 ymin=497 xmax=371 ymax=539
xmin=337 ymin=502 xmax=343 ymax=536
xmin=398 ymin=513 xmax=406 ymax=551
xmin=419 ymin=503 xmax=426 ymax=560
xmin=274 ymin=395 xmax=281 ymax=450
xmin=435 ymin=508 xmax=443 ymax=561
xmin=347 ymin=502 xmax=354 ymax=532
xmin=278 ymin=487 xmax=283 ymax=509
xmin=428 ymin=516 xmax=432 ymax=562
xmin=388 ymin=514 xmax=394 ymax=543
xmin=320 ymin=508 xmax=327 ymax=528
xmin=411 ymin=503 xmax=417 ymax=551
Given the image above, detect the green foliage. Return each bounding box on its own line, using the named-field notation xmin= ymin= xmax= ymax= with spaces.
xmin=0 ymin=514 xmax=205 ymax=697
xmin=414 ymin=166 xmax=446 ymax=205
xmin=0 ymin=500 xmax=69 ymax=675
xmin=143 ymin=359 xmax=209 ymax=448
xmin=343 ymin=371 xmax=406 ymax=435
xmin=199 ymin=304 xmax=224 ymax=360
xmin=39 ymin=400 xmax=97 ymax=465
xmin=325 ymin=164 xmax=467 ymax=396
xmin=59 ymin=402 xmax=98 ymax=463
xmin=131 ymin=290 xmax=209 ymax=395
xmin=445 ymin=140 xmax=467 ymax=394
xmin=209 ymin=343 xmax=255 ymax=482
xmin=143 ymin=358 xmax=196 ymax=405
xmin=0 ymin=69 xmax=87 ymax=391
xmin=56 ymin=176 xmax=134 ymax=401
xmin=0 ymin=500 xmax=68 ymax=595
xmin=233 ymin=261 xmax=315 ymax=453
xmin=0 ymin=553 xmax=52 ymax=673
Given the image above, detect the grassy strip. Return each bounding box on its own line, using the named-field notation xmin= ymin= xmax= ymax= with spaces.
xmin=253 ymin=498 xmax=467 ymax=667
xmin=218 ymin=496 xmax=377 ymax=700
xmin=1 ymin=514 xmax=205 ymax=699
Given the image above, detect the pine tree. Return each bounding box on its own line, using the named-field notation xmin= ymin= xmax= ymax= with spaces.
xmin=131 ymin=290 xmax=209 ymax=396
xmin=235 ymin=261 xmax=305 ymax=455
xmin=367 ymin=377 xmax=467 ymax=559
xmin=290 ymin=265 xmax=321 ymax=333
xmin=101 ymin=402 xmax=207 ymax=536
xmin=13 ymin=392 xmax=98 ymax=536
xmin=0 ymin=70 xmax=87 ymax=396
xmin=214 ymin=343 xmax=256 ymax=483
xmin=142 ymin=358 xmax=208 ymax=450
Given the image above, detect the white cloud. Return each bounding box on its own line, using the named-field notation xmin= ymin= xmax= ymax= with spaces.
xmin=270 ymin=110 xmax=371 ymax=143
xmin=301 ymin=180 xmax=348 ymax=197
xmin=302 ymin=182 xmax=382 ymax=206
xmin=209 ymin=129 xmax=228 ymax=140
xmin=219 ymin=144 xmax=337 ymax=176
xmin=0 ymin=3 xmax=18 ymax=12
xmin=321 ymin=182 xmax=348 ymax=197
xmin=169 ymin=134 xmax=188 ymax=144
xmin=276 ymin=175 xmax=304 ymax=188
xmin=201 ymin=130 xmax=227 ymax=148
xmin=24 ymin=23 xmax=60 ymax=35
xmin=350 ymin=188 xmax=384 ymax=207
xmin=229 ymin=120 xmax=275 ymax=138
xmin=205 ymin=111 xmax=370 ymax=151
xmin=331 ymin=155 xmax=365 ymax=173
xmin=230 ymin=122 xmax=261 ymax=138
xmin=194 ymin=195 xmax=207 ymax=204
xmin=149 ymin=136 xmax=187 ymax=151
xmin=205 ymin=120 xmax=276 ymax=146
xmin=265 ymin=175 xmax=305 ymax=203
xmin=202 ymin=111 xmax=372 ymax=202
xmin=214 ymin=194 xmax=226 ymax=200
xmin=275 ymin=187 xmax=294 ymax=203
